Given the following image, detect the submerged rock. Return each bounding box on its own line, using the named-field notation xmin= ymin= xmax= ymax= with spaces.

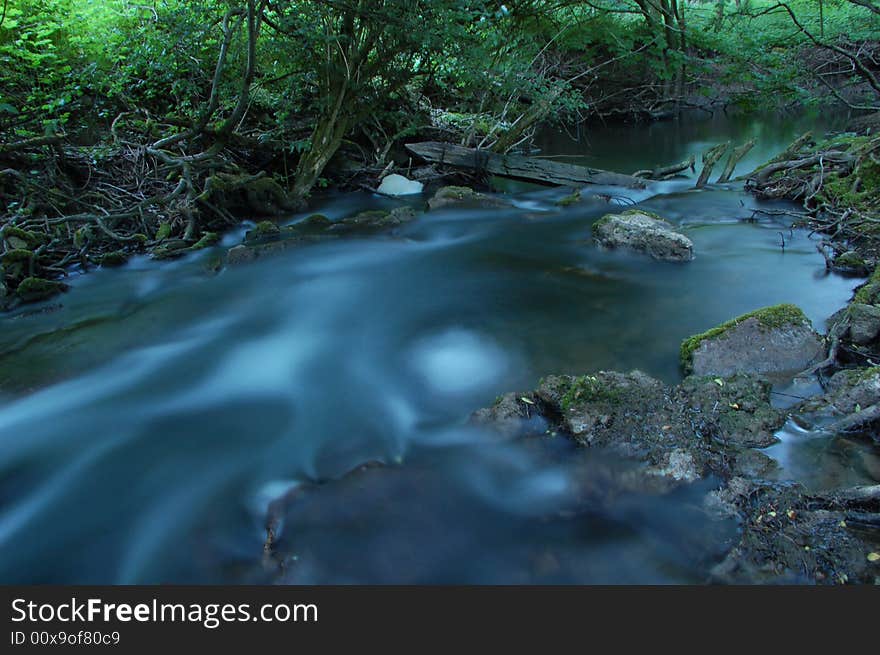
xmin=471 ymin=368 xmax=880 ymax=583
xmin=470 ymin=391 xmax=547 ymax=439
xmin=227 ymin=206 xmax=418 ymax=266
xmin=99 ymin=251 xmax=129 ymax=267
xmin=592 ymin=209 xmax=694 ymax=262
xmin=227 ymin=235 xmax=337 ymax=265
xmin=377 ymin=174 xmax=424 ymax=196
xmin=16 ymin=276 xmax=68 ymax=303
xmin=475 ymin=369 xmax=786 ymax=479
xmin=708 ymin=478 xmax=880 ymax=584
xmin=680 ymin=304 xmax=823 ymax=377
xmin=245 ymin=220 xmax=281 ymax=241
xmin=427 ymin=186 xmax=511 ymax=211
xmin=832 ymin=251 xmax=870 ymax=276
xmin=329 ymin=206 xmax=417 ymax=233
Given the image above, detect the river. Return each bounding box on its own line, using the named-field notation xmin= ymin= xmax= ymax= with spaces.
xmin=0 ymin=110 xmax=869 ymax=583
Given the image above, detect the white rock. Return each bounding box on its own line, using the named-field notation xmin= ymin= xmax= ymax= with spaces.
xmin=376 ymin=174 xmax=424 ymax=196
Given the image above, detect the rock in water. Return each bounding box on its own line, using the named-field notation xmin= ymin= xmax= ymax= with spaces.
xmin=680 ymin=304 xmax=824 ymax=377
xmin=847 ymin=303 xmax=880 ymax=345
xmin=427 ymin=186 xmax=512 ymax=210
xmin=376 ymin=174 xmax=424 ymax=196
xmin=592 ymin=209 xmax=694 ymax=262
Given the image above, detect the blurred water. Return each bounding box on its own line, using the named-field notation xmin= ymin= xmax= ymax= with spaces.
xmin=0 ymin=112 xmax=868 ymax=583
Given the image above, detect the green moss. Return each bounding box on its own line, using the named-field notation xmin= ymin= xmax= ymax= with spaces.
xmin=834 ymin=251 xmax=867 ymax=270
xmin=594 ymin=208 xmax=668 ymax=231
xmin=1 ymin=248 xmax=34 ymax=264
xmin=155 ymin=222 xmax=172 ymax=241
xmin=560 ymin=374 xmax=623 ymax=410
xmin=433 ymin=186 xmax=475 ymax=200
xmin=556 ymin=189 xmax=582 ymax=207
xmin=299 ymin=213 xmax=330 ymax=228
xmin=1 ymin=226 xmax=46 ymax=249
xmin=680 ymin=304 xmax=809 ymax=371
xmin=854 ymin=267 xmax=880 ymax=304
xmin=99 ymin=251 xmax=128 ymax=267
xmin=188 ymin=232 xmax=219 ymax=251
xmin=255 ymin=220 xmax=280 ymax=235
xmin=16 ymin=277 xmax=67 ymax=302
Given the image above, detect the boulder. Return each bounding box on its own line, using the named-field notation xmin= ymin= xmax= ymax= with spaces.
xmin=592 ymin=209 xmax=694 ymax=262
xmin=799 ymin=367 xmax=880 ymax=416
xmin=854 ymin=266 xmax=880 ymax=305
xmin=16 ymin=276 xmax=68 ymax=303
xmin=848 ymin=303 xmax=880 ymax=345
xmin=680 ymin=304 xmax=824 ymax=377
xmin=832 ymin=251 xmax=870 ymax=276
xmin=427 ymin=186 xmax=512 ymax=211
xmin=376 ymin=174 xmax=424 ymax=196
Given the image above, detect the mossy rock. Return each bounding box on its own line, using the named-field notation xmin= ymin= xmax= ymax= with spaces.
xmin=535 ymin=371 xmax=668 ymax=446
xmin=330 ymin=207 xmax=418 ymax=234
xmin=854 ymin=266 xmax=880 ymax=305
xmin=16 ymin=277 xmax=68 ymax=303
xmin=680 ymin=304 xmax=823 ymax=377
xmin=205 ymin=173 xmax=294 ymax=216
xmin=2 ymin=248 xmax=34 ymax=265
xmin=798 ymin=366 xmax=880 ymax=416
xmin=245 ymin=220 xmax=281 ymax=242
xmin=297 ymin=214 xmax=332 ymax=230
xmin=593 ymin=209 xmax=693 ymax=262
xmin=427 ymin=186 xmax=511 ymax=211
xmin=556 ymin=189 xmax=583 ymax=207
xmin=2 ymin=248 xmax=35 ymax=279
xmin=99 ymin=251 xmax=129 ymax=267
xmin=832 ymin=251 xmax=869 ymax=276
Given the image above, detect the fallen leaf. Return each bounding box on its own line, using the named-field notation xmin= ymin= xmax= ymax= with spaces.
xmin=868 ymin=552 xmax=880 ymax=562
xmin=713 ymin=378 xmax=724 ymax=387
xmin=520 ymin=397 xmax=535 ymax=405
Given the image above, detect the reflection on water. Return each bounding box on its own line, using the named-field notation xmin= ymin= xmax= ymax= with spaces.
xmin=0 ymin=111 xmax=869 ymax=583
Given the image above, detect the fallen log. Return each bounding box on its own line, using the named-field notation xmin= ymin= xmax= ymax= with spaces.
xmin=695 ymin=142 xmax=730 ymax=189
xmin=404 ymin=141 xmax=646 ymax=189
xmin=633 ymin=153 xmax=695 ymax=180
xmin=717 ymin=138 xmax=756 ymax=183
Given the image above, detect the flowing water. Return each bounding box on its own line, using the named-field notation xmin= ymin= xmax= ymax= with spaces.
xmin=0 ymin=111 xmax=872 ymax=583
